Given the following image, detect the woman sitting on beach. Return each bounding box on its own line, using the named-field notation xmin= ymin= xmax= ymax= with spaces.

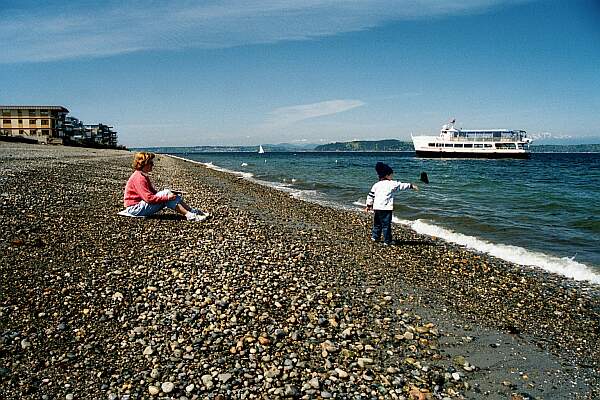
xmin=119 ymin=152 xmax=209 ymax=221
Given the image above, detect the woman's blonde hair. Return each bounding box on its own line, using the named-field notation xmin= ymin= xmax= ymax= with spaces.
xmin=132 ymin=152 xmax=155 ymax=170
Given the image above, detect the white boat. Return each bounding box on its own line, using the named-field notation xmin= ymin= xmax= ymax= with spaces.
xmin=412 ymin=120 xmax=532 ymax=158
xmin=258 ymin=145 xmax=265 ymax=154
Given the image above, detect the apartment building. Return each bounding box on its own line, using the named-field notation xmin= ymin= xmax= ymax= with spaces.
xmin=84 ymin=124 xmax=118 ymax=147
xmin=0 ymin=105 xmax=69 ymax=144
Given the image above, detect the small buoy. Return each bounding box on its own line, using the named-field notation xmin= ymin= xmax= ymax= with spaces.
xmin=420 ymin=171 xmax=429 ymax=184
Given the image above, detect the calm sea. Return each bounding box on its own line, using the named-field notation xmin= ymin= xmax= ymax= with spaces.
xmin=164 ymin=150 xmax=600 ymax=285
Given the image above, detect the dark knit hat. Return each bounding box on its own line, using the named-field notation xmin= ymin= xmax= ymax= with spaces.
xmin=375 ymin=162 xmax=393 ymax=178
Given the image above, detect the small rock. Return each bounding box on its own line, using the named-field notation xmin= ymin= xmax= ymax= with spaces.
xmin=161 ymin=382 xmax=174 ymax=393
xmin=335 ymin=368 xmax=348 ymax=379
xmin=258 ymin=336 xmax=270 ymax=345
xmin=201 ymin=374 xmax=214 ymax=389
xmin=357 ymin=358 xmax=373 ymax=368
xmin=284 ymin=384 xmax=298 ymax=397
xmin=308 ymin=377 xmax=319 ymax=389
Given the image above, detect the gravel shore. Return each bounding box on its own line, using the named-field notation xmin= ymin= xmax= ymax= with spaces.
xmin=1 ymin=142 xmax=598 ymax=399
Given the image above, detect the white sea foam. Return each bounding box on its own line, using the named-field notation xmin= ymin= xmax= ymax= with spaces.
xmin=394 ymin=217 xmax=600 ymax=285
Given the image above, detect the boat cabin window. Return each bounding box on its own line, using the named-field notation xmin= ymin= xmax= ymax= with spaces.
xmin=428 ymin=143 xmax=435 ymax=147
xmin=496 ymin=143 xmax=516 ymax=149
xmin=454 ymin=144 xmax=463 ymax=147
xmin=436 ymin=143 xmax=443 ymax=147
xmin=464 ymin=144 xmax=473 ymax=148
xmin=474 ymin=144 xmax=483 ymax=148
xmin=484 ymin=144 xmax=492 ymax=148
xmin=444 ymin=143 xmax=453 ymax=147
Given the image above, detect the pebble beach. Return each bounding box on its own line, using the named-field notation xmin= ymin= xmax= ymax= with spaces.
xmin=1 ymin=142 xmax=598 ymax=399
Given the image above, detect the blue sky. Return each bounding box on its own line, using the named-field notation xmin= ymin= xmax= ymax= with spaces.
xmin=1 ymin=0 xmax=599 ymax=147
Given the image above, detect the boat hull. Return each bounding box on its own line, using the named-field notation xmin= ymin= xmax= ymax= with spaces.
xmin=415 ymin=150 xmax=530 ymax=159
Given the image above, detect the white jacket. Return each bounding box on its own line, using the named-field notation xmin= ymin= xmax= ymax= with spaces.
xmin=366 ymin=180 xmax=412 ymax=210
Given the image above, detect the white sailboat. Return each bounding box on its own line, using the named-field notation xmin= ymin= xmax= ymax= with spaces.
xmin=258 ymin=145 xmax=265 ymax=154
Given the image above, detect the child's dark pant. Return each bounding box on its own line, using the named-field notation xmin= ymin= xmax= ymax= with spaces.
xmin=372 ymin=210 xmax=393 ymax=244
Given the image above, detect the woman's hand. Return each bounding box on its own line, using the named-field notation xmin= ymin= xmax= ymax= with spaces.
xmin=167 ymin=193 xmax=177 ymax=200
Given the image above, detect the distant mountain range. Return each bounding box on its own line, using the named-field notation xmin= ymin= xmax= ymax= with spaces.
xmin=139 ymin=140 xmax=600 ymax=153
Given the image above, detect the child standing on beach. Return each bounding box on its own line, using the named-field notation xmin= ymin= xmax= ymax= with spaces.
xmin=365 ymin=162 xmax=418 ymax=245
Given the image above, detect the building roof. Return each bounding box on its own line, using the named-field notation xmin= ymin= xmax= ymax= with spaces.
xmin=0 ymin=105 xmax=69 ymax=112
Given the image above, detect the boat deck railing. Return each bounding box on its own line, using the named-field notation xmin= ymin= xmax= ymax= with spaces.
xmin=445 ymin=136 xmax=525 ymax=142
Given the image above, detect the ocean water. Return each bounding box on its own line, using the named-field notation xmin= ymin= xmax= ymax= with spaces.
xmin=165 ymin=151 xmax=600 ymax=285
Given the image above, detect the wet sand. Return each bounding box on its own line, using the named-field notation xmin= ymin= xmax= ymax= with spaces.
xmin=0 ymin=142 xmax=598 ymax=399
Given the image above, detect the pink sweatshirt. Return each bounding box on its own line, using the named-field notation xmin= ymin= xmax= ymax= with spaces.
xmin=123 ymin=170 xmax=170 ymax=206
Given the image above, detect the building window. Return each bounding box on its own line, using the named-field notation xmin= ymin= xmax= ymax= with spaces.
xmin=41 ymin=120 xmax=49 ymax=125
xmin=40 ymin=110 xmax=49 ymax=116
xmin=18 ymin=119 xmax=23 ymax=124
xmin=2 ymin=119 xmax=11 ymax=124
xmin=30 ymin=119 xmax=36 ymax=125
xmin=2 ymin=110 xmax=11 ymax=116
xmin=42 ymin=130 xmax=50 ymax=135
xmin=19 ymin=130 xmax=25 ymax=134
xmin=28 ymin=109 xmax=36 ymax=116
xmin=30 ymin=129 xmax=37 ymax=135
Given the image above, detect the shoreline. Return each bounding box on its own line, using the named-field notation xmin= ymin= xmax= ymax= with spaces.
xmin=167 ymin=153 xmax=600 ymax=286
xmin=1 ymin=142 xmax=598 ymax=399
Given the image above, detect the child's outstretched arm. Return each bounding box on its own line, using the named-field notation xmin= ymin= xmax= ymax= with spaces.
xmin=365 ymin=187 xmax=375 ymax=212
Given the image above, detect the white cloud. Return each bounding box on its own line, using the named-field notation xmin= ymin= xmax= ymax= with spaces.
xmin=0 ymin=0 xmax=530 ymax=63
xmin=264 ymin=99 xmax=365 ymax=128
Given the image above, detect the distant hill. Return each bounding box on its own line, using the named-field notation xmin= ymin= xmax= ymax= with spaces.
xmin=314 ymin=139 xmax=413 ymax=152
